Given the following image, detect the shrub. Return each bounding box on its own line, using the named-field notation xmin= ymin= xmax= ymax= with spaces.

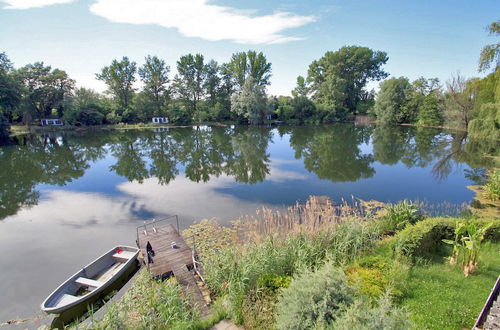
xmin=331 ymin=293 xmax=413 ymax=330
xmin=257 ymin=274 xmax=292 ymax=292
xmin=275 ymin=264 xmax=355 ymax=330
xmin=0 ymin=113 xmax=10 ymax=139
xmin=379 ymin=200 xmax=423 ymax=235
xmin=484 ymin=169 xmax=500 ymax=201
xmin=394 ymin=217 xmax=500 ymax=259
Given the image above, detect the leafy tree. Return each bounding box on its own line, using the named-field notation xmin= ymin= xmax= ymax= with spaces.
xmin=408 ymin=77 xmax=443 ymax=126
xmin=373 ymin=77 xmax=414 ymax=125
xmin=138 ymin=55 xmax=170 ymax=116
xmin=307 ymin=46 xmax=388 ymax=115
xmin=204 ymin=59 xmax=221 ymax=107
xmin=230 ymin=77 xmax=269 ymax=124
xmin=479 ymin=20 xmax=500 ymax=72
xmin=227 ymin=51 xmax=272 ymax=89
xmin=0 ymin=52 xmax=21 ymax=122
xmin=417 ymin=93 xmax=443 ymax=126
xmin=291 ymin=75 xmax=309 ymax=98
xmin=15 ymin=62 xmax=74 ymax=121
xmin=173 ymin=54 xmax=206 ymax=114
xmin=277 ymin=96 xmax=316 ymax=124
xmin=96 ymin=57 xmax=137 ymax=111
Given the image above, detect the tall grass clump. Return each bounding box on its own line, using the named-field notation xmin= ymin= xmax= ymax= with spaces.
xmin=85 ymin=269 xmax=198 ymax=329
xmin=484 ymin=168 xmax=500 ymax=201
xmin=379 ymin=200 xmax=423 ymax=235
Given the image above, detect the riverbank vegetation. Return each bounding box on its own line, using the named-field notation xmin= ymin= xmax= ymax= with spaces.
xmin=82 ymin=195 xmax=499 ymax=330
xmin=1 ymin=20 xmax=498 ymax=140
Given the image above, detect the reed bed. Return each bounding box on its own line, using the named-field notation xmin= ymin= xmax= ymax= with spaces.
xmin=232 ymin=195 xmax=377 ymax=244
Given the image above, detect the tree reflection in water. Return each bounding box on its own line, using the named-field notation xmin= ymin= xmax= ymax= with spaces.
xmin=0 ymin=125 xmax=497 ymax=220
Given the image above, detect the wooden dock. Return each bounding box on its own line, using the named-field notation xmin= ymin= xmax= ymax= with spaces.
xmin=136 ymin=218 xmax=209 ymax=316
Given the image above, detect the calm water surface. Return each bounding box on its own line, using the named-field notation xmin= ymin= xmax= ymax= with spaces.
xmin=0 ymin=124 xmax=497 ymax=320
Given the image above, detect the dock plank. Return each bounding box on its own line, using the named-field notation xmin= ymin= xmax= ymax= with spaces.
xmin=137 ymin=223 xmax=209 ymax=316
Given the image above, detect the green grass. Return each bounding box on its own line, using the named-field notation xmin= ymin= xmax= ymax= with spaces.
xmin=401 ymin=242 xmax=500 ymax=329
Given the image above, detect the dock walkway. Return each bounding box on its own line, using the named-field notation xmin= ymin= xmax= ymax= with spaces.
xmin=136 ymin=218 xmax=209 ymax=316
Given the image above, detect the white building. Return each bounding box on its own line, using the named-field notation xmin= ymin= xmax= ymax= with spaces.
xmin=152 ymin=117 xmax=169 ymax=124
xmin=40 ymin=119 xmax=63 ymax=126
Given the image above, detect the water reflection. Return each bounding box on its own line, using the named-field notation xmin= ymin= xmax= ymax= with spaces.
xmin=0 ymin=125 xmax=498 ymax=221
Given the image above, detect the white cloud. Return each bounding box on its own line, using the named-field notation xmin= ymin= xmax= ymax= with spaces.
xmin=90 ymin=0 xmax=315 ymax=44
xmin=2 ymin=0 xmax=75 ymax=9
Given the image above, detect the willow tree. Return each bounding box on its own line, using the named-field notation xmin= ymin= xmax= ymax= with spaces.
xmin=479 ymin=20 xmax=500 ymax=73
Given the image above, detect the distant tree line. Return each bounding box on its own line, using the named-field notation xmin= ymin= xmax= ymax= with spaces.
xmin=0 ymin=20 xmax=498 ymax=139
xmin=370 ymin=20 xmax=499 ymax=140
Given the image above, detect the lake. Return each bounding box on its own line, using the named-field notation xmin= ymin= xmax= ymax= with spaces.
xmin=0 ymin=124 xmax=497 ymax=321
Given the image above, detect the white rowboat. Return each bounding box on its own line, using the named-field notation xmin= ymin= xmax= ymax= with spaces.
xmin=41 ymin=246 xmax=139 ymax=314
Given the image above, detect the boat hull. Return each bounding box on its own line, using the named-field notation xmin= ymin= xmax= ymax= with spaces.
xmin=41 ymin=246 xmax=139 ymax=314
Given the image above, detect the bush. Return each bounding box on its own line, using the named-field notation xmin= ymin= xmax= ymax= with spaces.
xmin=394 ymin=217 xmax=500 ymax=259
xmin=331 ymin=293 xmax=413 ymax=330
xmin=169 ymin=106 xmax=192 ymax=125
xmin=257 ymin=274 xmax=292 ymax=292
xmin=484 ymin=169 xmax=500 ymax=201
xmin=379 ymin=200 xmax=423 ymax=235
xmin=0 ymin=113 xmax=10 ymax=139
xmin=275 ymin=264 xmax=355 ymax=330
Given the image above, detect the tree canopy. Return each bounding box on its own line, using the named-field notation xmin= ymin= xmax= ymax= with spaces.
xmin=307 ymin=46 xmax=388 ymax=116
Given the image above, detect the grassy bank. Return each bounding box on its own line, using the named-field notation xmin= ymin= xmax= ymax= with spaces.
xmin=81 ymin=197 xmax=499 ymax=329
xmin=8 ymin=121 xmax=239 ymax=137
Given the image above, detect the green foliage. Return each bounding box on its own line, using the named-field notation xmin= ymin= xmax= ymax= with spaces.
xmin=468 ymin=103 xmax=500 ymax=140
xmin=307 ymin=46 xmax=388 ymax=115
xmin=275 ymin=264 xmax=355 ymax=330
xmin=15 ymin=62 xmax=75 ymax=120
xmin=257 ymin=273 xmax=292 ymax=292
xmin=401 ymin=242 xmax=500 ymax=329
xmin=203 ymin=220 xmax=380 ymax=324
xmin=379 ymin=200 xmax=423 ymax=234
xmin=65 ymin=108 xmax=105 ymax=126
xmin=394 ymin=217 xmax=500 ymax=259
xmin=173 ymin=53 xmax=207 ymax=114
xmin=169 ymin=105 xmax=192 ymax=125
xmin=416 ymin=92 xmax=443 ymax=126
xmin=230 ymin=77 xmax=269 ymax=125
xmin=0 ymin=112 xmax=10 ymax=139
xmin=276 ymin=95 xmax=316 ymax=124
xmin=138 ymin=55 xmax=170 ymax=114
xmin=373 ymin=77 xmax=414 ymax=125
xmin=479 ymin=20 xmax=500 ymax=72
xmin=96 ymin=57 xmax=137 ymax=110
xmin=227 ymin=50 xmax=272 ymax=88
xmin=88 ymin=269 xmax=199 ymax=329
xmin=331 ymin=293 xmax=413 ymax=330
xmin=484 ymin=169 xmax=500 ymax=201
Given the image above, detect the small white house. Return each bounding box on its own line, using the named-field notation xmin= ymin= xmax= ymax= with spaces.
xmin=152 ymin=117 xmax=169 ymax=124
xmin=41 ymin=119 xmax=63 ymax=126
xmin=265 ymin=114 xmax=272 ymax=121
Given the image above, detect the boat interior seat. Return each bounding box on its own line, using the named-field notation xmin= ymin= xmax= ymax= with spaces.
xmin=75 ymin=277 xmax=103 ymax=288
xmin=56 ymin=293 xmax=80 ymax=306
xmin=113 ymin=250 xmax=136 ymax=262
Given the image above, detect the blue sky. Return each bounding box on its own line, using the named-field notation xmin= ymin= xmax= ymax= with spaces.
xmin=0 ymin=0 xmax=498 ymax=95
